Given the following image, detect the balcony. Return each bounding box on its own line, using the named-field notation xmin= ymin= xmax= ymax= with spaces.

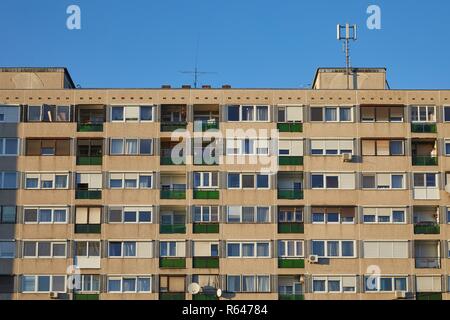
xmin=278 ymin=258 xmax=305 ymax=269
xmin=159 ymin=257 xmax=186 ymax=269
xmin=412 ymin=155 xmax=438 ymax=166
xmin=77 ymin=123 xmax=103 ymax=132
xmin=193 ymin=257 xmax=219 ymax=269
xmin=277 ymin=189 xmax=303 ymax=200
xmin=278 ymin=223 xmax=304 ymax=234
xmin=411 ymin=123 xmax=437 ymax=133
xmin=75 ymin=189 xmax=102 ymax=200
xmin=416 ymin=292 xmax=442 ymax=300
xmin=278 ymin=294 xmax=304 ymax=301
xmin=415 ymin=257 xmax=441 ymax=269
xmin=160 ymin=224 xmax=186 ymax=234
xmin=279 ymin=156 xmax=303 ymax=166
xmin=414 ymin=223 xmax=440 ymax=234
xmin=193 ymin=293 xmax=218 ymax=300
xmin=160 ymin=122 xmax=188 ymax=132
xmin=75 ymin=224 xmax=101 ymax=234
xmin=73 ymin=293 xmax=100 ymax=300
xmin=160 ymin=189 xmax=186 ymax=199
xmin=76 ymin=156 xmax=102 ymax=166
xmin=160 ymin=154 xmax=186 ymax=166
xmin=193 ymin=223 xmax=219 ymax=234
xmin=193 ymin=189 xmax=219 ymax=200
xmin=277 ymin=123 xmax=303 ymax=133
xmin=159 ymin=292 xmax=185 ymax=300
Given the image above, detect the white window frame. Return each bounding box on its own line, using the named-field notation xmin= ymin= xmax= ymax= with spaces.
xmin=23 ymin=207 xmax=68 ymax=224
xmin=159 ymin=241 xmax=185 ymax=257
xmin=310 ymin=106 xmax=353 ymax=123
xmin=108 ymin=206 xmax=153 ymax=224
xmin=193 ymin=206 xmax=219 ymax=223
xmin=24 ymin=172 xmax=69 ymax=190
xmin=0 ymin=138 xmax=19 ymax=156
xmin=361 ymin=173 xmax=406 ymax=190
xmin=362 ymin=207 xmax=407 ymax=224
xmin=74 ymin=241 xmax=101 ymax=258
xmin=193 ymin=172 xmax=218 ymax=189
xmin=110 ymin=105 xmax=154 ymax=122
xmin=278 ymin=240 xmax=304 ymax=258
xmin=0 ymin=171 xmax=19 ymax=189
xmin=226 ymin=206 xmax=271 ymax=223
xmin=311 ymin=240 xmax=357 ymax=258
xmin=227 ymin=173 xmax=270 ymax=190
xmin=226 ymin=242 xmax=271 ymax=258
xmin=110 ymin=138 xmax=153 ymax=155
xmin=77 ymin=274 xmax=101 ymax=293
xmin=22 ymin=241 xmax=67 ymax=259
xmin=27 ymin=105 xmax=71 ymax=122
xmin=108 ymin=241 xmax=153 ymax=258
xmin=107 ymin=276 xmax=152 ymax=293
xmin=109 ymin=172 xmax=153 ymax=189
xmin=312 ymin=276 xmax=357 ymax=294
xmin=364 ymin=275 xmax=408 ymax=293
xmin=227 ymin=105 xmax=270 ymax=122
xmin=21 ymin=275 xmax=67 ymax=293
xmin=411 ymin=105 xmax=436 ymax=123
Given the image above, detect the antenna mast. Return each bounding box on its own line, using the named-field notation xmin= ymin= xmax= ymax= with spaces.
xmin=337 ymin=23 xmax=357 ymax=89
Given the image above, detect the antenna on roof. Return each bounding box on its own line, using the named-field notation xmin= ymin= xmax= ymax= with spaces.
xmin=180 ymin=40 xmax=217 ymax=88
xmin=337 ymin=23 xmax=357 ymax=89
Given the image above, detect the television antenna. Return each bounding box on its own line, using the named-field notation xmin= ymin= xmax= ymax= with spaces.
xmin=337 ymin=23 xmax=357 ymax=89
xmin=180 ymin=40 xmax=217 ymax=88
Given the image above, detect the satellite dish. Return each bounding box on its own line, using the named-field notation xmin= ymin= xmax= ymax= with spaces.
xmin=216 ymin=288 xmax=222 ymax=298
xmin=188 ymin=283 xmax=200 ymax=295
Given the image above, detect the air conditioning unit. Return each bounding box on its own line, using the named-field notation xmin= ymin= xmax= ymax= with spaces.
xmin=394 ymin=290 xmax=406 ymax=299
xmin=308 ymin=255 xmax=319 ymax=264
xmin=49 ymin=292 xmax=59 ymax=299
xmin=342 ymin=153 xmax=353 ymax=162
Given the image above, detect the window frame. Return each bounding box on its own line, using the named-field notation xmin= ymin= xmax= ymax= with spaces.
xmin=226 ymin=206 xmax=271 ymax=223
xmin=226 ymin=105 xmax=270 ymax=122
xmin=226 ymin=242 xmax=271 ymax=258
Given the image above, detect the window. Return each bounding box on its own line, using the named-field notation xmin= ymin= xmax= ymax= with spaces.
xmin=193 ymin=206 xmax=219 ymax=223
xmin=413 ymin=172 xmax=439 ymax=201
xmin=24 ymin=173 xmax=68 ymax=189
xmin=193 ymin=172 xmax=218 ymax=189
xmin=0 ymin=241 xmax=15 ymax=258
xmin=110 ymin=138 xmax=153 ymax=155
xmin=361 ymin=106 xmax=404 ymax=122
xmin=311 ymin=208 xmax=355 ymax=224
xmin=0 ymin=138 xmax=19 ymax=156
xmin=108 ymin=241 xmax=152 ymax=258
xmin=227 ymin=242 xmax=270 ymax=258
xmin=227 ymin=173 xmax=270 ymax=189
xmin=22 ymin=275 xmax=66 ymax=293
xmin=278 ymin=240 xmax=304 ymax=257
xmin=24 ymin=207 xmax=67 ymax=224
xmin=227 ymin=206 xmax=270 ymax=223
xmin=312 ymin=276 xmax=356 ymax=293
xmin=160 ymin=241 xmax=184 ymax=257
xmin=363 ymin=241 xmax=409 ymax=258
xmin=278 ymin=106 xmax=303 ymax=123
xmin=311 ymin=240 xmax=356 ymax=258
xmin=23 ymin=241 xmax=66 ymax=258
xmin=111 ymin=106 xmax=154 ymax=122
xmin=226 ymin=275 xmax=270 ymax=293
xmin=227 ymin=105 xmax=269 ymax=122
xmin=362 ymin=208 xmax=406 ymax=224
xmin=226 ymin=139 xmax=270 ymax=156
xmin=109 ymin=173 xmax=152 ymax=189
xmin=75 ymin=275 xmax=100 ymax=293
xmin=0 ymin=206 xmax=16 ymax=224
xmin=310 ymin=140 xmax=353 ymax=156
xmin=445 ymin=107 xmax=450 ymax=122
xmin=364 ymin=276 xmax=408 ymax=292
xmin=108 ymin=207 xmax=152 ymax=223
xmin=362 ymin=140 xmax=405 ymax=156
xmin=75 ymin=241 xmax=100 ymax=257
xmin=107 ymin=276 xmax=151 ymax=293
xmin=361 ymin=173 xmax=405 ymax=189
xmin=445 ymin=140 xmax=450 ymax=156
xmin=0 ymin=172 xmax=18 ymax=189
xmin=311 ymin=173 xmax=355 ymax=189
xmin=278 ymin=207 xmax=303 ymax=223
xmin=27 ymin=105 xmax=70 ymax=122
xmin=310 ymin=106 xmax=352 ymax=122
xmin=411 ymin=106 xmax=436 ymax=122
xmin=75 ymin=207 xmax=101 ymax=226
xmin=77 ymin=139 xmax=102 ymax=158
xmin=0 ymin=106 xmax=20 ymax=123
xmin=26 ymin=139 xmax=70 ymax=156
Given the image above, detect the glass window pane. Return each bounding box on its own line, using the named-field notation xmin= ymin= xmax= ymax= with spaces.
xmin=140 ymin=139 xmax=152 ymax=155
xmin=37 ymin=276 xmax=50 ymax=292
xmin=140 ymin=106 xmax=152 ymax=121
xmin=111 ymin=107 xmax=124 ymax=121
xmin=227 ymin=106 xmax=239 ymax=121
xmin=111 ymin=139 xmax=124 ymax=154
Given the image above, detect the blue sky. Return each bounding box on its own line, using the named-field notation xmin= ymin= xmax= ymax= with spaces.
xmin=0 ymin=0 xmax=449 ymax=89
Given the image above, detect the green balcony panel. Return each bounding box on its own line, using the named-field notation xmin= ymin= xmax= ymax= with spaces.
xmin=160 ymin=224 xmax=186 ymax=234
xmin=416 ymin=292 xmax=442 ymax=301
xmin=279 ymin=156 xmax=303 ymax=166
xmin=75 ymin=190 xmax=102 ymax=199
xmin=277 ymin=123 xmax=303 ymax=133
xmin=412 ymin=156 xmax=438 ymax=166
xmin=411 ymin=123 xmax=437 ymax=133
xmin=414 ymin=224 xmax=440 ymax=234
xmin=277 ymin=189 xmax=303 ymax=200
xmin=75 ymin=224 xmax=101 ymax=234
xmin=77 ymin=156 xmax=102 ymax=166
xmin=160 ymin=156 xmax=185 ymax=165
xmin=161 ymin=123 xmax=187 ymax=132
xmin=159 ymin=257 xmax=186 ymax=269
xmin=278 ymin=294 xmax=304 ymax=301
xmin=278 ymin=223 xmax=304 ymax=234
xmin=193 ymin=293 xmax=218 ymax=300
xmin=193 ymin=189 xmax=220 ymax=199
xmin=73 ymin=293 xmax=100 ymax=300
xmin=278 ymin=258 xmax=305 ymax=268
xmin=159 ymin=292 xmax=185 ymax=300
xmin=193 ymin=223 xmax=219 ymax=234
xmin=77 ymin=123 xmax=104 ymax=132
xmin=193 ymin=257 xmax=219 ymax=269
xmin=160 ymin=190 xmax=186 ymax=199
xmin=194 ymin=121 xmax=219 ymax=132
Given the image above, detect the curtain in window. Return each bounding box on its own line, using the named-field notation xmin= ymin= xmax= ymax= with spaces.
xmin=111 ymin=139 xmax=123 ymax=154
xmin=327 ymin=241 xmax=339 ymax=256
xmin=242 ymin=276 xmax=255 ymax=292
xmin=126 ymin=139 xmax=138 ymax=154
xmin=55 ymin=175 xmax=67 ymax=188
xmin=138 ymin=278 xmax=151 ymax=292
xmin=139 ymin=176 xmax=151 ymax=188
xmin=257 ymin=207 xmax=269 ymax=222
xmin=227 ymin=276 xmax=240 ymax=292
xmin=256 ymin=106 xmax=268 ymax=121
xmin=242 ymin=243 xmax=254 ymax=257
xmin=257 ymin=243 xmax=269 ymax=257
xmin=122 ymin=278 xmax=136 ymax=292
xmin=123 ymin=242 xmax=136 ymax=257
xmin=88 ymin=242 xmax=100 ymax=257
xmin=313 ymin=280 xmax=326 ymax=292
xmin=325 ymin=108 xmax=337 ymax=121
xmin=241 ymin=106 xmax=254 ymax=121
xmin=258 ymin=276 xmax=270 ymax=292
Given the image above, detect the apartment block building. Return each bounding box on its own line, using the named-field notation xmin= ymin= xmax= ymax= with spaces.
xmin=0 ymin=67 xmax=450 ymax=300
